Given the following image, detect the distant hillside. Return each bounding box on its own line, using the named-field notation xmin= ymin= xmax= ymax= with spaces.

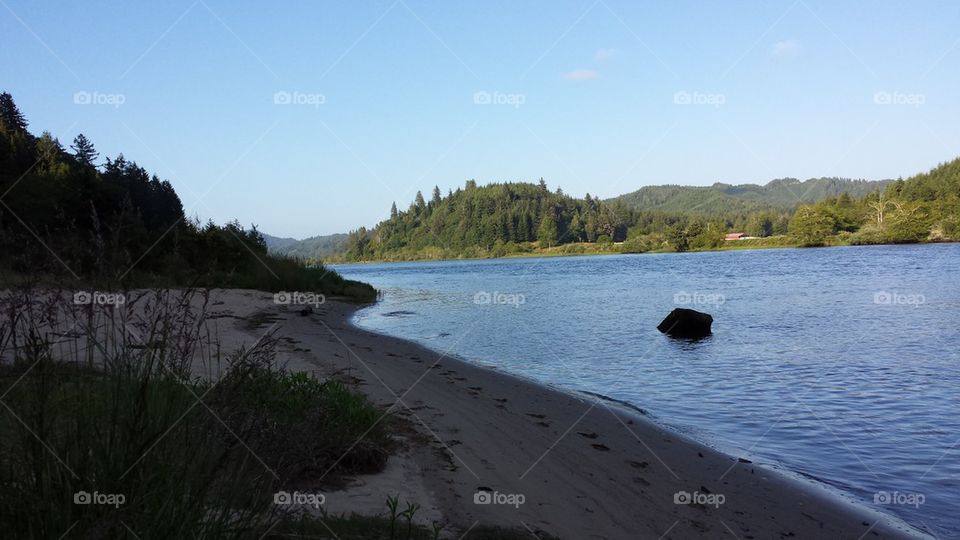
xmin=608 ymin=177 xmax=891 ymax=215
xmin=261 ymin=233 xmax=300 ymax=251
xmin=264 ymin=233 xmax=349 ymax=260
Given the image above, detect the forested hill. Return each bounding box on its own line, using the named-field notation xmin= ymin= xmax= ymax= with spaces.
xmin=0 ymin=92 xmax=374 ymax=300
xmin=608 ymin=177 xmax=891 ymax=215
xmin=265 ymin=233 xmax=349 ymax=260
xmin=343 ymin=160 xmax=956 ymax=261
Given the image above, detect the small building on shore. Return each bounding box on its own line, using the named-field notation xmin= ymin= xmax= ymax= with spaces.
xmin=724 ymin=233 xmax=748 ymax=241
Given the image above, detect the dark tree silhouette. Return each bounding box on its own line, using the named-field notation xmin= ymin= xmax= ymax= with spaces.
xmin=71 ymin=133 xmax=99 ymax=167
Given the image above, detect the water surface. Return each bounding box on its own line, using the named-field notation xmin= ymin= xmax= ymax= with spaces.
xmin=334 ymin=244 xmax=959 ymax=536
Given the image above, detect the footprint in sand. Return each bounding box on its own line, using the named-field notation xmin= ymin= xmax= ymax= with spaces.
xmin=536 ymin=421 xmax=550 ymax=427
xmin=577 ymin=431 xmax=599 ymax=439
xmin=526 ymin=413 xmax=547 ymax=419
xmin=591 ymin=443 xmax=610 ymax=451
xmin=626 ymin=460 xmax=649 ymax=469
xmin=494 ymin=398 xmax=508 ymax=403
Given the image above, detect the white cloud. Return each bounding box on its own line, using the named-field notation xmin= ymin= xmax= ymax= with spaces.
xmin=562 ymin=69 xmax=598 ymax=81
xmin=771 ymin=39 xmax=802 ymax=57
xmin=594 ymin=48 xmax=618 ymax=61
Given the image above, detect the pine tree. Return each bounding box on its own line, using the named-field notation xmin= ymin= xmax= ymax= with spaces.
xmin=431 ymin=185 xmax=442 ymax=207
xmin=71 ymin=133 xmax=99 ymax=167
xmin=537 ymin=208 xmax=559 ymax=247
xmin=390 ymin=202 xmax=398 ymax=219
xmin=0 ymin=92 xmax=27 ymax=132
xmin=414 ymin=191 xmax=426 ymax=214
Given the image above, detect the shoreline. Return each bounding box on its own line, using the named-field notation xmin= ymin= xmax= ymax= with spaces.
xmin=230 ymin=289 xmax=930 ymax=539
xmin=324 ymin=238 xmax=957 ymax=266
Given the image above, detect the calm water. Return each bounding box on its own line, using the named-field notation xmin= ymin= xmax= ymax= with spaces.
xmin=334 ymin=244 xmax=959 ymax=536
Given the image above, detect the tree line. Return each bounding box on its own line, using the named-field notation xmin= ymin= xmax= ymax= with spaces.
xmin=343 ymin=164 xmax=958 ymax=261
xmin=0 ymin=92 xmax=373 ymax=299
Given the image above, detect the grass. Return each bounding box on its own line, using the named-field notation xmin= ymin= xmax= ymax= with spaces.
xmin=0 ymin=287 xmax=564 ymax=539
xmin=0 ymin=254 xmax=378 ymax=304
xmin=0 ymin=288 xmax=392 ymax=539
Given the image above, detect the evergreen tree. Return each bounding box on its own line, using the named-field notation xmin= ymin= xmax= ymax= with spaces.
xmin=537 ymin=208 xmax=559 ymax=247
xmin=71 ymin=133 xmax=99 ymax=167
xmin=413 ymin=191 xmax=426 ymax=214
xmin=568 ymin=213 xmax=585 ymax=242
xmin=0 ymin=92 xmax=27 ymax=132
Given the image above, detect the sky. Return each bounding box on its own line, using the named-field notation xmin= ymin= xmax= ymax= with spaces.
xmin=2 ymin=0 xmax=959 ymax=238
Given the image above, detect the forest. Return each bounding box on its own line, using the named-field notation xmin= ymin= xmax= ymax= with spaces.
xmin=340 ymin=163 xmax=958 ymax=261
xmin=0 ymin=92 xmax=373 ymax=300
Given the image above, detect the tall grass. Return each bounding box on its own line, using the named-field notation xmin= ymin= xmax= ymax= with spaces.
xmin=0 ymin=287 xmax=391 ymax=539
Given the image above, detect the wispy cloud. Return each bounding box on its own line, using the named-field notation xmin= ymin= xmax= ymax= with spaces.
xmin=594 ymin=48 xmax=618 ymax=61
xmin=771 ymin=39 xmax=802 ymax=57
xmin=562 ymin=69 xmax=598 ymax=81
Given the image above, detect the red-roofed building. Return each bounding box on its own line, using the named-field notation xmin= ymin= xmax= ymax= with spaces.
xmin=724 ymin=233 xmax=747 ymax=241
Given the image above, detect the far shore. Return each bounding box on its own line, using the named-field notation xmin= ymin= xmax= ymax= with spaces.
xmin=213 ymin=289 xmax=930 ymax=539
xmin=324 ymin=237 xmax=955 ymax=267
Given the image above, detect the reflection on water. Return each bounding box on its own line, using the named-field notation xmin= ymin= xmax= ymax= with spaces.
xmin=334 ymin=244 xmax=960 ymax=537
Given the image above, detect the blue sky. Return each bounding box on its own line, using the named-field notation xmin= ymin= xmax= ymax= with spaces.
xmin=2 ymin=0 xmax=958 ymax=238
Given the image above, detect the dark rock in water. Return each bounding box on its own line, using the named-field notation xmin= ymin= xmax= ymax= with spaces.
xmin=657 ymin=308 xmax=713 ymax=338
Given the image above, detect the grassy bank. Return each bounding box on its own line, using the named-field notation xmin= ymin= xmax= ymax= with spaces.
xmin=328 ymin=233 xmax=958 ymax=265
xmin=0 ymin=288 xmax=552 ymax=539
xmin=0 ymin=288 xmax=390 ymax=538
xmin=0 ymin=253 xmax=377 ymax=304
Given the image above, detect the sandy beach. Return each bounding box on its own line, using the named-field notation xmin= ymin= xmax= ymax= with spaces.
xmin=197 ymin=288 xmax=927 ymax=539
